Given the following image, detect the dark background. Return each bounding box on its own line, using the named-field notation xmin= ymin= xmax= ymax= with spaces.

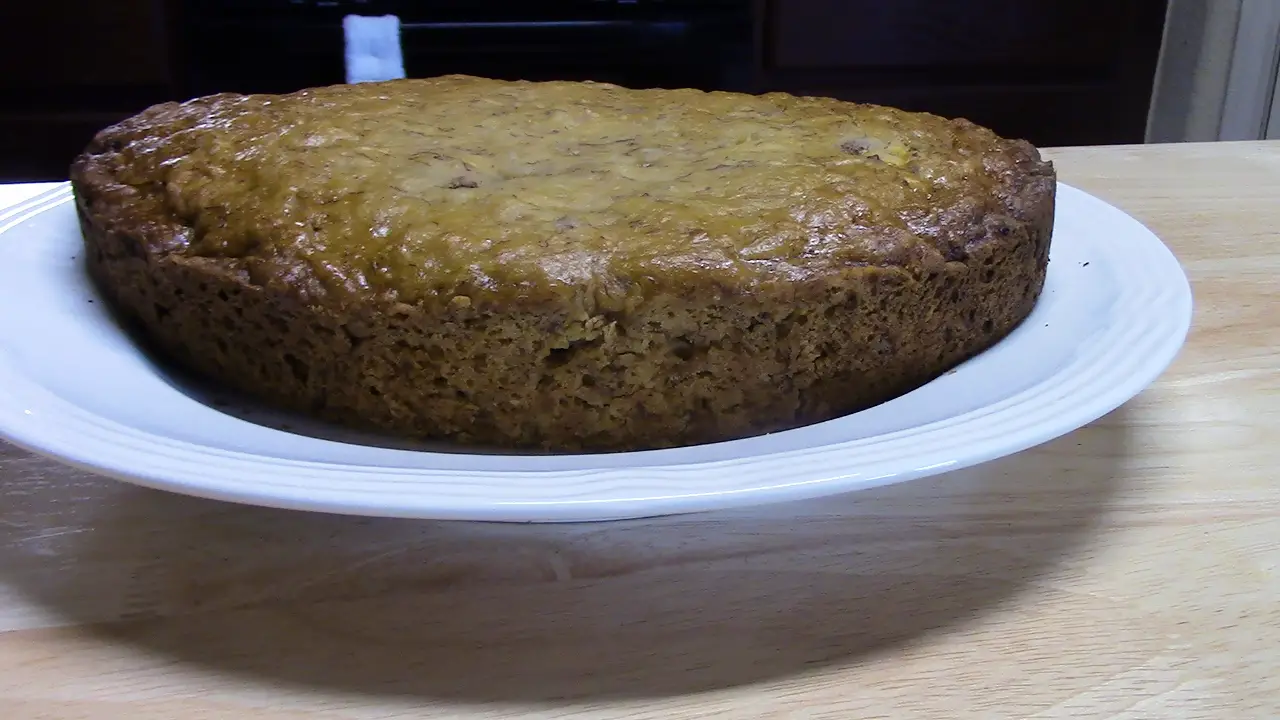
xmin=0 ymin=0 xmax=1169 ymax=181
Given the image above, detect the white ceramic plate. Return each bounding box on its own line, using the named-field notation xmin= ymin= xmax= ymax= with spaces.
xmin=0 ymin=183 xmax=1191 ymax=522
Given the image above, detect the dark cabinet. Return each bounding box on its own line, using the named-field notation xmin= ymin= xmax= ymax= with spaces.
xmin=0 ymin=0 xmax=1167 ymax=181
xmin=756 ymin=0 xmax=1168 ymax=147
xmin=0 ymin=1 xmax=176 ymax=181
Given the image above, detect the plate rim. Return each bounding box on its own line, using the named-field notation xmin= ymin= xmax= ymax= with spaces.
xmin=0 ymin=183 xmax=1193 ymax=522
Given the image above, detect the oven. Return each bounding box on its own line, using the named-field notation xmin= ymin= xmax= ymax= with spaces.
xmin=174 ymin=0 xmax=756 ymax=99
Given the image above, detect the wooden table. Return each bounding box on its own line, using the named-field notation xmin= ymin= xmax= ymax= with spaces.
xmin=1 ymin=142 xmax=1277 ymax=719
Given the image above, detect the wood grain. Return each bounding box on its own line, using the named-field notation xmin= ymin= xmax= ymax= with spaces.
xmin=1 ymin=141 xmax=1278 ymax=718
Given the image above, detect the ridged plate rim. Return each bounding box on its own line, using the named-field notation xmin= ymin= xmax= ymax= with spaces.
xmin=0 ymin=182 xmax=1193 ymax=522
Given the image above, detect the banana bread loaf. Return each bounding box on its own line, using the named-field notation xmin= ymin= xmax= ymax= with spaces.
xmin=70 ymin=75 xmax=1056 ymax=452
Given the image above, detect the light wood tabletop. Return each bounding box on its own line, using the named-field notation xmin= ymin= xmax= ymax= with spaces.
xmin=1 ymin=141 xmax=1278 ymax=719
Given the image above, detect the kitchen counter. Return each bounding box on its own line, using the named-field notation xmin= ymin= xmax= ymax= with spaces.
xmin=0 ymin=141 xmax=1277 ymax=718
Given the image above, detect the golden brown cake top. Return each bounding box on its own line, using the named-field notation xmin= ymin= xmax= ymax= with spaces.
xmin=73 ymin=75 xmax=1053 ymax=306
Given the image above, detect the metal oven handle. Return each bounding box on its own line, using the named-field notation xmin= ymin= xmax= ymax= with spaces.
xmin=400 ymin=20 xmax=688 ymax=32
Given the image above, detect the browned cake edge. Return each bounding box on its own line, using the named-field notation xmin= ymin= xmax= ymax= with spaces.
xmin=69 ymin=88 xmax=1056 ymax=453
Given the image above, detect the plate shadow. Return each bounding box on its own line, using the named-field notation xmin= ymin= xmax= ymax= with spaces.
xmin=0 ymin=407 xmax=1130 ymax=702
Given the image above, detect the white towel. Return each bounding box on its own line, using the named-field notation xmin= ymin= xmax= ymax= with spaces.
xmin=343 ymin=15 xmax=406 ymax=84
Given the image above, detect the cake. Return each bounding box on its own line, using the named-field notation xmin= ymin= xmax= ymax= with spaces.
xmin=69 ymin=75 xmax=1056 ymax=452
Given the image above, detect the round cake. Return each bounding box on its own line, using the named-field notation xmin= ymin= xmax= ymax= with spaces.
xmin=69 ymin=75 xmax=1056 ymax=452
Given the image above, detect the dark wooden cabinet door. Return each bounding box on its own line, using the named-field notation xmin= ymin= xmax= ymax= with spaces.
xmin=0 ymin=1 xmax=175 ymax=181
xmin=0 ymin=0 xmax=1166 ymax=180
xmin=757 ymin=0 xmax=1168 ymax=147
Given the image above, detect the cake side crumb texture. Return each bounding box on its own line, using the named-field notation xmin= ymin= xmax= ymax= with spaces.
xmin=70 ymin=75 xmax=1057 ymax=451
